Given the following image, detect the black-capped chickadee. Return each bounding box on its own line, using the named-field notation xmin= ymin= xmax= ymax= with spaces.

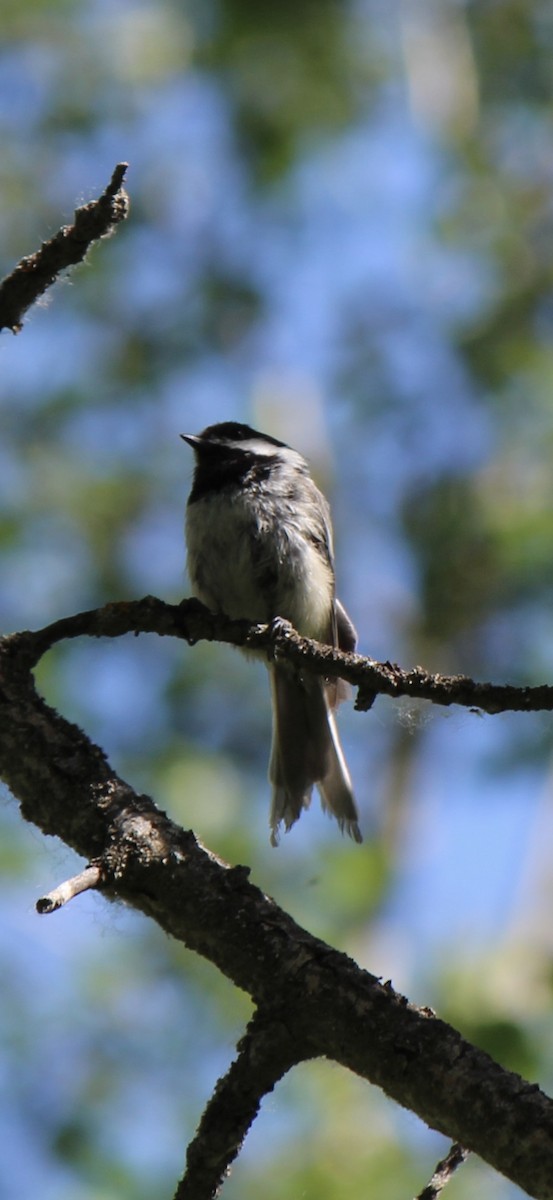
xmin=181 ymin=421 xmax=362 ymax=847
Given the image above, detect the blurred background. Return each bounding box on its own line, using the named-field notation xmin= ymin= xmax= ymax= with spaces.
xmin=2 ymin=0 xmax=553 ymax=1196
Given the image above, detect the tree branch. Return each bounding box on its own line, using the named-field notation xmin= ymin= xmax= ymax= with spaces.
xmin=415 ymin=1142 xmax=469 ymax=1199
xmin=9 ymin=593 xmax=553 ymax=716
xmin=0 ymin=162 xmax=129 ymax=333
xmin=1 ymin=619 xmax=553 ymax=1197
xmin=174 ymin=1009 xmax=299 ymax=1200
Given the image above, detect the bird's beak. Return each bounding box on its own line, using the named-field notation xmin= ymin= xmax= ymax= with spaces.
xmin=180 ymin=434 xmax=201 ymax=448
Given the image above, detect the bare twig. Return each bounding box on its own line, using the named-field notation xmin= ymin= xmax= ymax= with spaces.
xmin=36 ymin=862 xmax=103 ymax=914
xmin=0 ymin=162 xmax=129 ymax=333
xmin=8 ymin=594 xmax=553 ymax=717
xmin=415 ymin=1143 xmax=469 ymax=1200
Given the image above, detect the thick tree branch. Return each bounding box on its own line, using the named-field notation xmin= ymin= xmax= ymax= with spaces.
xmin=10 ymin=593 xmax=553 ymax=716
xmin=0 ymin=162 xmax=129 ymax=333
xmin=1 ymin=620 xmax=553 ymax=1197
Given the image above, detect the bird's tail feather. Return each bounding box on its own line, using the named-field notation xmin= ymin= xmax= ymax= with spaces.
xmin=268 ymin=665 xmax=362 ymax=846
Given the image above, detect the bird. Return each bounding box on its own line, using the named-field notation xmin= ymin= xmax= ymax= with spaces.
xmin=182 ymin=421 xmax=362 ymax=846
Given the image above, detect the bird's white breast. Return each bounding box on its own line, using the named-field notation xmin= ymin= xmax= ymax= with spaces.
xmin=186 ymin=487 xmax=333 ymax=640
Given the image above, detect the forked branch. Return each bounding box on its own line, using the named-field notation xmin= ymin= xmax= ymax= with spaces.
xmin=1 ymin=617 xmax=553 ymax=1198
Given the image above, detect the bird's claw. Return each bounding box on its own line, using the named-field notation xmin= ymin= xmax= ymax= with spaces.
xmin=266 ymin=616 xmax=294 ymax=661
xmin=268 ymin=616 xmax=294 ymax=640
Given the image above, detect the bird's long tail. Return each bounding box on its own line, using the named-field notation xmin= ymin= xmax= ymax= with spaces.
xmin=268 ymin=664 xmax=362 ymax=846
